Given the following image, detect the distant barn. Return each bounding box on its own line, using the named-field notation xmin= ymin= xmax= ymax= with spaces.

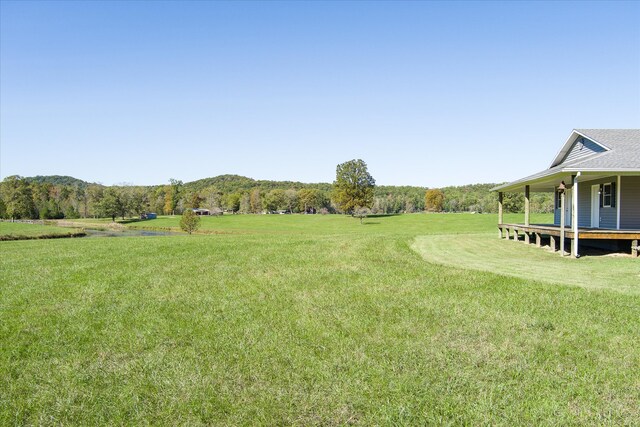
xmin=191 ymin=208 xmax=210 ymax=216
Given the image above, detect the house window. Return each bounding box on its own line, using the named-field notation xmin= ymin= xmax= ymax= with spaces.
xmin=555 ymin=187 xmax=566 ymax=209
xmin=601 ymin=183 xmax=616 ymax=208
xmin=603 ymin=184 xmax=612 ymax=207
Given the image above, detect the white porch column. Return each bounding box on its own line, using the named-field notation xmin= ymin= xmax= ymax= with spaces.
xmin=560 ymin=191 xmax=565 ymax=256
xmin=617 ymin=175 xmax=621 ymax=230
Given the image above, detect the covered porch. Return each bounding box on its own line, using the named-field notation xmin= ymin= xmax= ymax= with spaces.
xmin=498 ymin=222 xmax=639 ymax=257
xmin=495 ymin=170 xmax=640 ymax=258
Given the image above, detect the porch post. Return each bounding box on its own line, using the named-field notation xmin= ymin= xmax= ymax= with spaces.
xmin=524 ymin=185 xmax=530 ymax=226
xmin=498 ymin=192 xmax=503 ymax=238
xmin=617 ymin=175 xmax=621 ymax=230
xmin=560 ymin=191 xmax=565 ymax=256
xmin=572 ymin=175 xmax=579 ymax=258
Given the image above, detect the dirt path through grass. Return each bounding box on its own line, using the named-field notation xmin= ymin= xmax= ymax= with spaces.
xmin=411 ymin=233 xmax=640 ymax=295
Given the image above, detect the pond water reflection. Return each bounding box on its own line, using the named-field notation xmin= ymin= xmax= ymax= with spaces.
xmin=84 ymin=228 xmax=183 ymax=238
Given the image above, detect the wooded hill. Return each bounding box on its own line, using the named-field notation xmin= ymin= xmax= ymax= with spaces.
xmin=1 ymin=174 xmax=553 ymax=220
xmin=24 ymin=175 xmax=96 ymax=189
xmin=184 ymin=174 xmax=333 ymax=193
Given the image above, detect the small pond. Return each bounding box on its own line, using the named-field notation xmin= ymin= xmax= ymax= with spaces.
xmin=84 ymin=228 xmax=184 ymax=238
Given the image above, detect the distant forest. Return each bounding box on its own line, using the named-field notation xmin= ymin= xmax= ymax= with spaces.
xmin=0 ymin=174 xmax=553 ymax=220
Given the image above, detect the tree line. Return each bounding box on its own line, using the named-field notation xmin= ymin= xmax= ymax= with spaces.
xmin=0 ymin=172 xmax=554 ymax=221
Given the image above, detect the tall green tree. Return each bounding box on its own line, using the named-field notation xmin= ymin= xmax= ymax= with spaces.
xmin=332 ymin=159 xmax=375 ymax=214
xmin=201 ymin=187 xmax=223 ymax=211
xmin=298 ymin=188 xmax=328 ymax=213
xmin=2 ymin=176 xmax=37 ymax=219
xmin=86 ymin=185 xmax=105 ymax=218
xmin=249 ymin=189 xmax=262 ymax=213
xmin=284 ymin=189 xmax=298 ymax=213
xmin=223 ymin=193 xmax=241 ymax=213
xmin=263 ymin=189 xmax=286 ymax=212
xmin=0 ymin=197 xmax=6 ymax=219
xmin=100 ymin=187 xmax=125 ymax=221
xmin=127 ymin=187 xmax=147 ymax=217
xmin=164 ymin=179 xmax=183 ymax=215
xmin=239 ymin=193 xmax=251 ymax=214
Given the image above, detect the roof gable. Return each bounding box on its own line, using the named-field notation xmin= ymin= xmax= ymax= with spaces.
xmin=550 ymin=130 xmax=609 ymax=168
xmin=555 ymin=135 xmax=607 ymax=167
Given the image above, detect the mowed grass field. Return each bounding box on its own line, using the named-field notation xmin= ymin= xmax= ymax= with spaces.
xmin=0 ymin=222 xmax=85 ymax=240
xmin=1 ymin=213 xmax=639 ymax=425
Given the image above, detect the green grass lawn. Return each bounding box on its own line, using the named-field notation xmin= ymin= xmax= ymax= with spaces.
xmin=126 ymin=212 xmax=549 ymax=236
xmin=0 ymin=221 xmax=85 ymax=240
xmin=412 ymin=234 xmax=640 ymax=294
xmin=1 ymin=214 xmax=639 ymax=425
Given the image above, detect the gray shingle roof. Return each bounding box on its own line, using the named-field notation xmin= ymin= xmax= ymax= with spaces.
xmin=569 ymin=129 xmax=640 ymax=169
xmin=492 ymin=129 xmax=640 ymax=191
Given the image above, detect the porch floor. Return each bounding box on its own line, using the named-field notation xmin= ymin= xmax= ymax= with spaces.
xmin=499 ymin=223 xmax=640 ymax=240
xmin=498 ymin=223 xmax=639 ymax=257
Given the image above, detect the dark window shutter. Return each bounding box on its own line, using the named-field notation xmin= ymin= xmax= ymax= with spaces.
xmin=611 ymin=182 xmax=616 ymax=208
xmin=599 ymin=184 xmax=603 ymax=208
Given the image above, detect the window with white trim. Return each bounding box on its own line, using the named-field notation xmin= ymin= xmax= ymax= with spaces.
xmin=603 ymin=183 xmax=612 ymax=207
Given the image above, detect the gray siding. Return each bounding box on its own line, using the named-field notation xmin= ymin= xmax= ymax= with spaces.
xmin=552 ymin=182 xmax=592 ymax=227
xmin=587 ymin=176 xmax=619 ymax=229
xmin=553 ymin=191 xmax=573 ymax=226
xmin=577 ymin=183 xmax=591 ymax=227
xmin=562 ymin=137 xmax=606 ymax=164
xmin=620 ymin=176 xmax=640 ymax=229
xmin=553 ymin=176 xmax=620 ymax=229
xmin=600 ymin=207 xmax=617 ymax=229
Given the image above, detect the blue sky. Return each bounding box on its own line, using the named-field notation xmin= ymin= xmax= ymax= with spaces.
xmin=1 ymin=1 xmax=639 ymax=187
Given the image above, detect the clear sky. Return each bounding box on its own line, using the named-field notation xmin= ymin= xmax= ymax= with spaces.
xmin=1 ymin=1 xmax=639 ymax=187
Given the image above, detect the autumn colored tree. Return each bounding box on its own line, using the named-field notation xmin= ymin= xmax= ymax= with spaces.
xmin=425 ymin=189 xmax=445 ymax=212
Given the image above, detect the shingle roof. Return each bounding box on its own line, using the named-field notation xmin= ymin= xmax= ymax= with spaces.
xmin=492 ymin=129 xmax=640 ymax=192
xmin=569 ymin=129 xmax=640 ymax=169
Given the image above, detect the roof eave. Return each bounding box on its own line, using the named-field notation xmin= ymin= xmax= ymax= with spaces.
xmin=492 ymin=167 xmax=640 ymax=192
xmin=491 ymin=171 xmax=566 ymax=192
